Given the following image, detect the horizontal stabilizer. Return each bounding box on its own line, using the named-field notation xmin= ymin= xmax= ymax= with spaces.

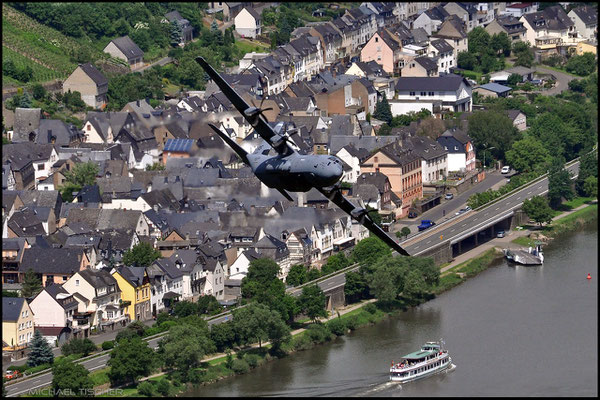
xmin=207 ymin=123 xmax=249 ymax=166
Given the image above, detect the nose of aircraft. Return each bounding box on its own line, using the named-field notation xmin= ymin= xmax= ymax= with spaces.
xmin=324 ymin=159 xmax=343 ymax=185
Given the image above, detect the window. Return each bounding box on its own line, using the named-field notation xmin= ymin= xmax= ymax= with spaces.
xmin=63 ymin=276 xmax=68 ymax=281
xmin=87 ymin=124 xmax=91 ymax=131
xmin=420 ymin=92 xmax=426 ymax=96
xmin=410 ymin=91 xmax=415 ymax=96
xmin=37 ymin=163 xmax=45 ymax=171
xmin=75 ymin=279 xmax=79 ymax=286
xmin=107 ymin=311 xmax=113 ymax=319
xmin=428 ymin=92 xmax=434 ymax=96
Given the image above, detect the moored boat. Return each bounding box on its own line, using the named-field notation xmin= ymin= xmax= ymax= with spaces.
xmin=503 ymin=243 xmax=544 ymax=265
xmin=389 ymin=340 xmax=452 ymax=383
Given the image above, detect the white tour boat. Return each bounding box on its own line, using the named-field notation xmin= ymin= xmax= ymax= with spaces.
xmin=389 ymin=340 xmax=452 ymax=383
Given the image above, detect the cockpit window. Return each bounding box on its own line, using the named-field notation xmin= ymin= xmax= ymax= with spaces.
xmin=328 ymin=157 xmax=339 ymax=163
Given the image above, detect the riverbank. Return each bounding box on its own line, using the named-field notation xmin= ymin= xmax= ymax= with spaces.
xmin=95 ymin=203 xmax=597 ymax=397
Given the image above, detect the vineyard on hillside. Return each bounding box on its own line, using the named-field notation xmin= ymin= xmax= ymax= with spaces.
xmin=1 ymin=4 xmax=105 ymax=85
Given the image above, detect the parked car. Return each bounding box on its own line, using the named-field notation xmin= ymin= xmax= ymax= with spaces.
xmin=501 ymin=166 xmax=511 ymax=174
xmin=445 ymin=193 xmax=454 ymax=200
xmin=417 ymin=219 xmax=436 ymax=231
xmin=497 ymin=230 xmax=505 ymax=238
xmin=408 ymin=211 xmax=418 ymax=219
xmin=455 ymin=206 xmax=472 ymax=215
xmin=5 ymin=370 xmax=20 ymax=380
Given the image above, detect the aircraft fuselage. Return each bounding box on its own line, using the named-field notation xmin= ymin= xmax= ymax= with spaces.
xmin=247 ymin=153 xmax=343 ymax=192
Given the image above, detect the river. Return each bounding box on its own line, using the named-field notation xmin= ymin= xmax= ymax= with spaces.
xmin=185 ymin=225 xmax=598 ymax=397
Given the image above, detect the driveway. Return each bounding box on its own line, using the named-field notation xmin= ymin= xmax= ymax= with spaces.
xmin=534 ymin=65 xmax=581 ymax=95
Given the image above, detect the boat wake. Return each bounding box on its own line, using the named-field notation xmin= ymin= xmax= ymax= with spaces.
xmin=357 ymin=380 xmax=402 ymax=396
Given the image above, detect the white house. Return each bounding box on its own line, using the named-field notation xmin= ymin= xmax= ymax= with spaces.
xmin=28 ymin=285 xmax=79 ymax=346
xmin=234 ymin=7 xmax=262 ymax=39
xmin=428 ymin=39 xmax=455 ymax=75
xmin=146 ymin=258 xmax=186 ymax=316
xmin=568 ymin=6 xmax=597 ymax=41
xmin=191 ymin=257 xmax=225 ymax=300
xmin=228 ymin=249 xmax=261 ymax=280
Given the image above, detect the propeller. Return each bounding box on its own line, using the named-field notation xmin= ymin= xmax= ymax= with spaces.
xmin=244 ymin=95 xmax=273 ymax=126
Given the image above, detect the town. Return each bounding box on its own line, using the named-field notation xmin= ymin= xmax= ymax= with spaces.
xmin=2 ymin=2 xmax=598 ymax=397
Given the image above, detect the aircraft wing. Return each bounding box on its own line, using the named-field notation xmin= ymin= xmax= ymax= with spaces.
xmin=317 ymin=186 xmax=411 ymax=257
xmin=196 ymin=57 xmax=280 ymax=148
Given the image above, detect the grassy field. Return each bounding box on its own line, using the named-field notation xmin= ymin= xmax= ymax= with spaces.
xmin=2 ymin=45 xmax=64 ymax=83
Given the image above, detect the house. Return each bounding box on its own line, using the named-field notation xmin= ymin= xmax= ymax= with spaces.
xmin=2 ymin=237 xmax=29 ymax=285
xmin=3 ymin=297 xmax=34 ymax=354
xmin=7 ymin=207 xmax=49 ymax=238
xmin=97 ymin=229 xmax=139 ymax=266
xmin=4 ymin=143 xmax=59 ymax=187
xmin=575 ymin=40 xmax=597 ymax=56
xmin=485 ymin=15 xmax=528 ymax=45
xmin=235 ymin=7 xmax=261 ymax=39
xmin=309 ymin=23 xmax=343 ymax=66
xmin=62 ymin=63 xmax=108 ymax=109
xmin=103 ymin=36 xmax=144 ymax=69
xmin=164 ymin=10 xmax=194 ymax=45
xmin=391 ymin=75 xmax=473 ymax=116
xmin=83 ymin=112 xmax=135 ymax=144
xmin=436 ymin=127 xmax=476 ymax=172
xmin=503 ymin=2 xmax=539 ymax=18
xmin=66 ymin=208 xmax=150 ymax=237
xmin=162 ymin=138 xmax=197 ymax=164
xmin=113 ymin=123 xmax=159 ymax=170
xmin=34 ymin=119 xmax=83 ymax=146
xmin=428 ymin=39 xmax=456 ymax=74
xmin=227 ymin=248 xmax=261 ymax=279
xmin=28 ymin=285 xmax=79 ymax=345
xmin=506 ymin=109 xmax=527 ymax=131
xmin=146 ymin=258 xmax=185 ymax=316
xmin=520 ymin=5 xmax=577 ymax=51
xmin=361 ymin=29 xmax=403 ymax=74
xmin=111 ymin=266 xmax=152 ymax=321
xmin=19 ymin=247 xmax=90 ymax=287
xmin=11 ymin=107 xmax=41 ymax=143
xmin=404 ymin=135 xmax=449 ymax=184
xmin=474 ymin=82 xmax=513 ymax=98
xmin=253 ymin=234 xmax=291 ymax=281
xmin=443 ymin=2 xmax=481 ymax=32
xmin=192 ymin=252 xmax=225 ymax=300
xmin=433 ymin=16 xmax=469 ymax=59
xmin=153 ymin=119 xmax=190 ymax=151
xmin=281 ymin=228 xmax=314 ymax=266
xmin=360 ymin=141 xmax=423 ymax=218
xmin=412 ymin=5 xmax=450 ymax=35
xmin=401 ymin=56 xmax=439 ymax=77
xmin=63 ymin=269 xmax=129 ymax=330
xmin=335 ymin=143 xmax=371 ymax=184
xmin=2 ymin=144 xmax=36 ymax=190
xmin=355 ymin=171 xmax=393 ymax=211
xmin=568 ymin=6 xmax=597 ymax=41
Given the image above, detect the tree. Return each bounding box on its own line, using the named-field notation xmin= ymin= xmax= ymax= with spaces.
xmin=575 ymin=151 xmax=598 ymax=196
xmin=416 ymin=116 xmax=446 ymax=140
xmin=241 ymin=258 xmax=280 ymax=299
xmin=583 ymin=176 xmax=597 ymax=198
xmin=565 ymin=52 xmax=596 ymax=76
xmin=298 ymin=284 xmax=328 ymax=323
xmin=505 ymin=135 xmax=551 ymax=173
xmin=122 ymin=242 xmax=161 ymax=268
xmin=467 ymin=110 xmax=519 ymax=161
xmin=232 ymin=302 xmax=278 ymax=348
xmin=115 ymin=320 xmax=146 ymax=342
xmin=197 ymin=295 xmax=222 ymax=315
xmin=169 ymin=20 xmax=183 ymax=47
xmin=307 ymin=268 xmax=321 ymax=282
xmin=373 ymin=93 xmax=392 ymax=124
xmin=21 ymin=268 xmax=42 ymax=298
xmin=158 ymin=323 xmax=215 ymax=381
xmin=27 ymin=329 xmax=54 ymax=367
xmin=344 ymin=270 xmax=370 ymax=303
xmin=402 ymin=268 xmax=428 ymax=300
xmin=351 ymin=237 xmax=392 ymax=274
xmin=32 ymin=84 xmax=47 ymax=101
xmin=377 ymin=123 xmax=392 ymax=136
xmin=209 ymin=321 xmax=236 ymax=352
xmin=547 ymin=157 xmax=575 ymax=209
xmin=507 ymin=73 xmax=523 ymax=86
xmin=108 ymin=337 xmax=156 ymax=385
xmin=367 ymin=257 xmax=407 ymax=304
xmin=400 ymin=226 xmax=411 ymax=239
xmin=323 ymin=253 xmax=351 ymax=273
xmin=457 ymin=51 xmax=477 ymax=70
xmin=286 ymin=264 xmax=308 ymax=287
xmin=490 ymin=32 xmax=511 ymax=56
xmin=468 ymin=27 xmax=490 ymax=55
xmin=51 ymin=360 xmax=93 ymax=397
xmin=173 ymin=300 xmax=197 ymax=317
xmin=60 ymin=161 xmax=99 ymax=202
xmin=513 ymin=41 xmax=534 ymax=67
xmin=61 ymin=338 xmax=97 ymax=357
xmin=522 ymin=196 xmax=554 ymax=226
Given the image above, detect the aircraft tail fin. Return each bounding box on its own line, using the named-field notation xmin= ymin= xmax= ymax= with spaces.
xmin=207 ymin=123 xmax=249 ymax=166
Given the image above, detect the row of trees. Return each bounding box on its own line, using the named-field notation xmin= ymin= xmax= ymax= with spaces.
xmin=2 ymin=59 xmax=34 ymax=83
xmin=457 ymin=27 xmax=511 ymax=73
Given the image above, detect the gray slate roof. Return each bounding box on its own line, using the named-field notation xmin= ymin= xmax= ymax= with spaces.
xmin=19 ymin=247 xmax=86 ymax=274
xmin=79 ymin=63 xmax=108 ymax=87
xmin=3 ymin=298 xmax=26 ymax=322
xmin=110 ymin=36 xmax=144 ymax=59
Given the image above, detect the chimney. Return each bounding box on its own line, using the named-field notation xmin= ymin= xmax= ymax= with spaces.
xmin=136 ymin=100 xmax=140 ymax=107
xmin=153 ymin=204 xmax=158 ymax=213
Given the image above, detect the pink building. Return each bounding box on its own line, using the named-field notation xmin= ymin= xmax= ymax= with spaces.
xmin=361 ymin=30 xmax=402 ymax=74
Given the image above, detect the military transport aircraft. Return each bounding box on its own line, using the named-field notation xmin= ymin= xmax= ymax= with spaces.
xmin=196 ymin=57 xmax=410 ymax=256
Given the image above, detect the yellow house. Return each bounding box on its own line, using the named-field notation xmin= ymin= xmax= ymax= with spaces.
xmin=111 ymin=266 xmax=152 ymax=321
xmin=3 ymin=297 xmax=35 ymax=356
xmin=575 ymin=42 xmax=597 ymax=56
